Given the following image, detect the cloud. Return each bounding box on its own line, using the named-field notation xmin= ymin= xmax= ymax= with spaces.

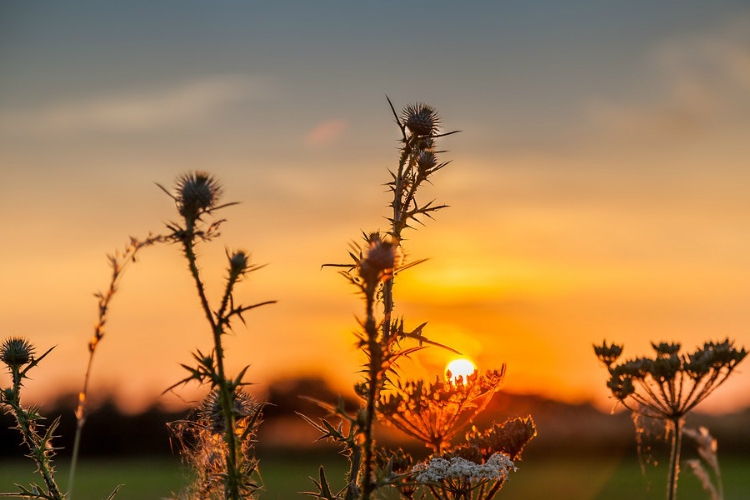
xmin=587 ymin=16 xmax=750 ymax=139
xmin=304 ymin=119 xmax=348 ymax=147
xmin=0 ymin=74 xmax=272 ymax=136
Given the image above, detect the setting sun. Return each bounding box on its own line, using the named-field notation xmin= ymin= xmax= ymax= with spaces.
xmin=445 ymin=358 xmax=476 ymax=382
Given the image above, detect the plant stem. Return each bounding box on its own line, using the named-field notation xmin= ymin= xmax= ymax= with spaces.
xmin=7 ymin=375 xmax=63 ymax=500
xmin=359 ymin=288 xmax=380 ymax=500
xmin=666 ymin=417 xmax=684 ymax=500
xmin=183 ymin=228 xmax=241 ymax=500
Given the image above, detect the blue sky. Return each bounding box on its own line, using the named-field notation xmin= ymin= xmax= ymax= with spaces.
xmin=2 ymin=1 xmax=750 ymax=413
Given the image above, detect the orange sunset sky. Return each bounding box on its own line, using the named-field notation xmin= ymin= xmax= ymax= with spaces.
xmin=2 ymin=2 xmax=750 ymax=415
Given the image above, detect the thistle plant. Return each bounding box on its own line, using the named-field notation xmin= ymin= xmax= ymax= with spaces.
xmin=168 ymin=389 xmax=263 ymax=499
xmin=594 ymin=339 xmax=746 ymax=500
xmin=159 ymin=172 xmax=275 ymax=500
xmin=0 ymin=337 xmax=63 ymax=500
xmin=306 ymin=100 xmax=530 ymax=500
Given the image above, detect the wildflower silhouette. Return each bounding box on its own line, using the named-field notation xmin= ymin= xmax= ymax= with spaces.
xmin=307 ymin=99 xmax=531 ymax=500
xmin=594 ymin=339 xmax=746 ymax=500
xmin=159 ymin=171 xmax=275 ymax=500
xmin=377 ymin=368 xmax=506 ymax=454
xmin=409 ymin=416 xmax=536 ymax=500
xmin=309 ymin=100 xmax=459 ymax=500
xmin=1 ymin=338 xmax=109 ymax=500
xmin=168 ymin=389 xmax=263 ymax=499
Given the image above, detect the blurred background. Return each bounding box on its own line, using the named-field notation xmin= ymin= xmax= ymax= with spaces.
xmin=2 ymin=1 xmax=750 ymax=498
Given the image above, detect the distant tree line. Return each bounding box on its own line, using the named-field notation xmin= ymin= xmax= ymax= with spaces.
xmin=2 ymin=377 xmax=748 ymax=459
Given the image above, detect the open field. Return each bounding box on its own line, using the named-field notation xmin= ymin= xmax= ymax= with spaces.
xmin=2 ymin=455 xmax=749 ymax=500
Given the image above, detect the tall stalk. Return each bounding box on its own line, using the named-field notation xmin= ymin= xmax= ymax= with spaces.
xmin=70 ymin=234 xmax=163 ymax=499
xmin=161 ymin=171 xmax=274 ymax=499
xmin=355 ymin=100 xmax=455 ymax=499
xmin=666 ymin=417 xmax=684 ymax=500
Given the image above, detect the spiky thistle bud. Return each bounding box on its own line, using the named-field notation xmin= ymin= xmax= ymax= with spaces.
xmin=198 ymin=389 xmax=260 ymax=435
xmin=1 ymin=337 xmax=35 ymax=369
xmin=229 ymin=250 xmax=250 ymax=278
xmin=174 ymin=171 xmax=223 ymax=220
xmin=402 ymin=103 xmax=440 ymax=137
xmin=358 ymin=233 xmax=399 ymax=284
xmin=416 ymin=150 xmax=438 ymax=176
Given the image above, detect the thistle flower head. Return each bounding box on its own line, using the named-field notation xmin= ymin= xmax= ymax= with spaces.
xmin=228 ymin=249 xmax=250 ymax=278
xmin=416 ymin=150 xmax=439 ymax=176
xmin=1 ymin=337 xmax=35 ymax=368
xmin=402 ymin=103 xmax=440 ymax=137
xmin=198 ymin=388 xmax=260 ymax=435
xmin=174 ymin=171 xmax=223 ymax=220
xmin=358 ymin=233 xmax=400 ymax=284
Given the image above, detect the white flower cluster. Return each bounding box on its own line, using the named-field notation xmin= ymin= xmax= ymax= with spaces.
xmin=412 ymin=453 xmax=516 ymax=483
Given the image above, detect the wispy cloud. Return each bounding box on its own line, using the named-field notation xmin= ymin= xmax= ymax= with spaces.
xmin=587 ymin=16 xmax=750 ymax=139
xmin=0 ymin=74 xmax=273 ymax=136
xmin=304 ymin=119 xmax=348 ymax=147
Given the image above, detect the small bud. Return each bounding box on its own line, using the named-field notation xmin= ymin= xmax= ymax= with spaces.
xmin=0 ymin=337 xmax=35 ymax=368
xmin=229 ymin=250 xmax=250 ymax=277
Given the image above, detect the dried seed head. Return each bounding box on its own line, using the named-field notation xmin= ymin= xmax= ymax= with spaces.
xmin=594 ymin=341 xmax=623 ymax=367
xmin=402 ymin=103 xmax=440 ymax=137
xmin=652 ymin=342 xmax=681 ymax=357
xmin=174 ymin=171 xmax=222 ymax=220
xmin=0 ymin=337 xmax=35 ymax=368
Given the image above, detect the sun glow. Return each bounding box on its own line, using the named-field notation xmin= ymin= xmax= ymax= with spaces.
xmin=445 ymin=358 xmax=477 ymax=382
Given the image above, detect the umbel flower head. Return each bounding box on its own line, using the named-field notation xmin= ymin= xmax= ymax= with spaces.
xmin=174 ymin=171 xmax=223 ymax=220
xmin=1 ymin=337 xmax=35 ymax=368
xmin=377 ymin=367 xmax=505 ymax=453
xmin=594 ymin=338 xmax=746 ymax=419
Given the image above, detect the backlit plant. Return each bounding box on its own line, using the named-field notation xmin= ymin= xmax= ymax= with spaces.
xmin=305 ymin=100 xmax=534 ymax=500
xmin=0 ymin=338 xmax=67 ymax=500
xmin=158 ymin=172 xmax=275 ymax=500
xmin=594 ymin=339 xmax=746 ymax=500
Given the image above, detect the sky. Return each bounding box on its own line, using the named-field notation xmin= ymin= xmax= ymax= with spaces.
xmin=1 ymin=1 xmax=750 ymax=415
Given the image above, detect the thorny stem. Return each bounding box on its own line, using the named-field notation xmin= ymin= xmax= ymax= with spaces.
xmin=360 ymin=286 xmax=380 ymax=500
xmin=182 ymin=223 xmax=241 ymax=500
xmin=6 ymin=369 xmax=64 ymax=500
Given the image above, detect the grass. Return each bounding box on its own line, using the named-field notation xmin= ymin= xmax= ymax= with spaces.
xmin=2 ymin=455 xmax=749 ymax=500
